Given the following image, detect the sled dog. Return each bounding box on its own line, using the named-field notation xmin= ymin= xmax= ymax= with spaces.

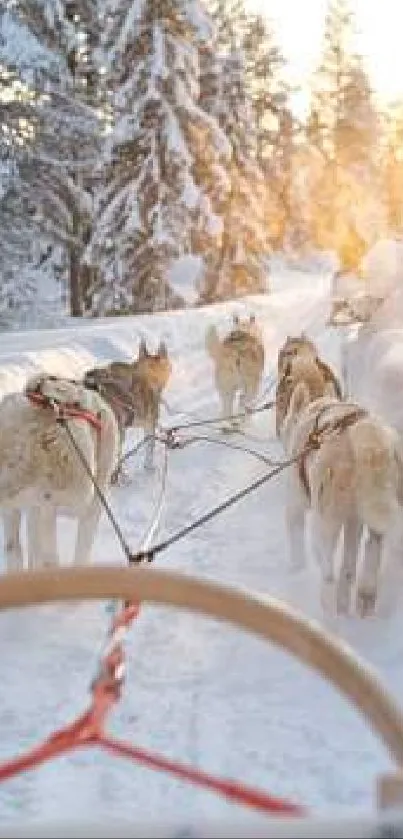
xmin=84 ymin=337 xmax=171 ymax=480
xmin=282 ymin=383 xmax=403 ymax=617
xmin=276 ymin=335 xmax=342 ymax=438
xmin=1 ymin=374 xmax=119 ymax=571
xmin=205 ymin=314 xmax=265 ymax=430
xmin=277 ymin=333 xmax=319 ymax=378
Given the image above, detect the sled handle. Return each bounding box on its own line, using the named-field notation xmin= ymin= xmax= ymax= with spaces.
xmin=1 ymin=565 xmax=403 ymax=766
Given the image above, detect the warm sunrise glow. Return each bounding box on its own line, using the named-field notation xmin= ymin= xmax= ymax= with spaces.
xmin=246 ymin=0 xmax=403 ymax=115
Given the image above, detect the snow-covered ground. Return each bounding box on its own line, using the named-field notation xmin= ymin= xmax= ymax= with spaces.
xmin=0 ymin=265 xmax=402 ymax=833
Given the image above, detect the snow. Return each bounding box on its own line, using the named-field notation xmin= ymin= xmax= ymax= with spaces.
xmin=0 ymin=267 xmax=403 ymax=832
xmin=108 ymin=0 xmax=146 ymax=68
xmin=0 ymin=10 xmax=60 ymax=76
xmin=166 ymin=254 xmax=205 ymax=306
xmin=361 ymin=237 xmax=403 ymax=299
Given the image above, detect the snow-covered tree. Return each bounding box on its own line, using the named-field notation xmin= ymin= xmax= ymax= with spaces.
xmin=3 ymin=0 xmax=102 ymax=315
xmin=335 ymin=59 xmax=378 ymax=167
xmin=310 ymin=0 xmax=357 ymax=156
xmin=207 ymin=0 xmax=247 ymax=51
xmin=305 ymin=0 xmax=384 ymax=263
xmin=201 ymin=45 xmax=267 ymax=300
xmin=86 ymin=0 xmax=231 ymax=315
xmin=241 ymin=13 xmax=290 ymax=164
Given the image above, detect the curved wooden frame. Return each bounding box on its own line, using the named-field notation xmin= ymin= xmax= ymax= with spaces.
xmin=1 ymin=565 xmax=403 ymax=767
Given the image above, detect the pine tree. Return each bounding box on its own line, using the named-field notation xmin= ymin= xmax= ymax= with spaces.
xmin=210 ymin=45 xmax=267 ymax=299
xmin=5 ymin=0 xmax=101 ymax=315
xmin=306 ymin=0 xmax=383 ymax=264
xmin=86 ymin=0 xmax=231 ymax=315
xmin=0 ymin=9 xmax=48 ymax=316
xmin=208 ymin=0 xmax=246 ymax=51
xmin=335 ymin=59 xmax=378 ymax=167
xmin=241 ymin=13 xmax=289 ymax=165
xmin=310 ymin=0 xmax=357 ymax=156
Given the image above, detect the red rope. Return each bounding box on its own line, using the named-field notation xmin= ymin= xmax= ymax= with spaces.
xmin=26 ymin=390 xmax=102 ymax=433
xmin=100 ymin=735 xmax=305 ymax=815
xmin=0 ymin=598 xmax=306 ymax=818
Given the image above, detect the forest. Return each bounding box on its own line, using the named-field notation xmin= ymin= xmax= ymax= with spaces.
xmin=0 ymin=0 xmax=401 ymax=323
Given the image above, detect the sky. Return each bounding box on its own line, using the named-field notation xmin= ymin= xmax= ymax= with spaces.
xmin=246 ymin=0 xmax=403 ymax=115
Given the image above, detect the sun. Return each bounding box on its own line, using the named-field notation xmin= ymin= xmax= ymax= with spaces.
xmin=244 ymin=0 xmax=403 ymax=113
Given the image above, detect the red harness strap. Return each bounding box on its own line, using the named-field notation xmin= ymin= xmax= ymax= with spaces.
xmin=26 ymin=390 xmax=102 ymax=433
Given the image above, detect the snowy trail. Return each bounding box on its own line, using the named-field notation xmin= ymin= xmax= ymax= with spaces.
xmin=0 ymin=271 xmax=402 ymax=829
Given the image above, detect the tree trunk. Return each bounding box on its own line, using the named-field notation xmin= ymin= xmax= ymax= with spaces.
xmin=69 ymin=241 xmax=82 ymax=316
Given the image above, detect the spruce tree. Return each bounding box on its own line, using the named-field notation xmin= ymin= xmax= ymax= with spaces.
xmin=87 ymin=0 xmax=231 ymax=314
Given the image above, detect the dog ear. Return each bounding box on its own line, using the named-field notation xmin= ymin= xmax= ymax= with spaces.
xmin=157 ymin=339 xmax=168 ymax=358
xmin=138 ymin=337 xmax=148 ymax=358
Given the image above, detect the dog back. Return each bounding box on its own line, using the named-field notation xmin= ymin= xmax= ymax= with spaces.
xmin=84 ymin=363 xmax=157 ymax=432
xmin=276 ymin=355 xmax=342 ymax=438
xmin=222 ymin=329 xmax=264 ymax=379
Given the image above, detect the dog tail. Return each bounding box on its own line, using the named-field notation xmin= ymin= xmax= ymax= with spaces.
xmin=349 ymin=420 xmax=400 ymax=533
xmin=205 ymin=325 xmax=220 ymax=360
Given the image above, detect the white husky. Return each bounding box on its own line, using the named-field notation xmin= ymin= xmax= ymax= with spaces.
xmin=281 ymin=384 xmax=403 ymax=617
xmin=343 ymin=240 xmax=403 ymax=434
xmin=1 ymin=374 xmax=120 ymax=571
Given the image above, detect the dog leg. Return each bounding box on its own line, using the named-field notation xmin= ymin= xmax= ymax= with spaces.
xmin=75 ymin=399 xmax=120 ymax=564
xmin=3 ymin=510 xmax=23 ymax=572
xmin=310 ymin=512 xmax=341 ymax=614
xmin=144 ymin=434 xmax=156 ymax=471
xmin=242 ymin=380 xmax=260 ymax=421
xmin=238 ymin=387 xmax=255 ymax=429
xmin=238 ymin=390 xmax=248 ymax=427
xmin=285 ymin=475 xmax=308 ymax=571
xmin=40 ymin=507 xmax=59 ymax=568
xmin=27 ymin=508 xmax=40 ymax=569
xmin=356 ymin=528 xmax=383 ymax=617
xmin=220 ymin=390 xmax=236 ymax=433
xmin=143 ymin=424 xmax=156 ymax=472
xmin=143 ymin=398 xmax=159 ymax=472
xmin=27 ymin=507 xmax=58 ymax=569
xmin=111 ymin=426 xmax=126 ymax=485
xmin=337 ymin=516 xmax=362 ymax=615
xmin=74 ymin=500 xmax=101 ymax=566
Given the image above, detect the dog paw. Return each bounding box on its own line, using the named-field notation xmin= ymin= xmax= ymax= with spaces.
xmin=356 ymin=588 xmax=377 ymax=618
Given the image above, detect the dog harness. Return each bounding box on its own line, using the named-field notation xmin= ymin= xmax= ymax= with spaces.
xmin=26 ymin=382 xmax=103 ymax=433
xmin=276 ymin=356 xmax=343 ymax=438
xmin=298 ymin=404 xmax=368 ymax=500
